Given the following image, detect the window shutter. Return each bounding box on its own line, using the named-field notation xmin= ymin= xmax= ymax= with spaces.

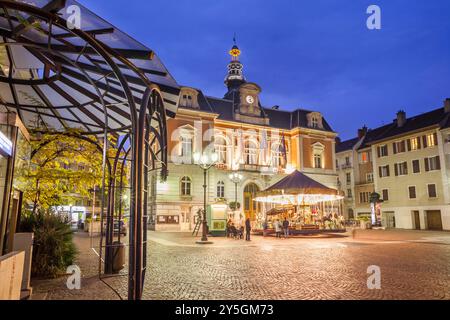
xmin=436 ymin=156 xmax=441 ymax=170
xmin=417 ymin=137 xmax=421 ymax=149
xmin=379 ymin=166 xmax=382 ymax=178
xmin=424 ymin=158 xmax=429 ymax=172
xmin=393 ymin=143 xmax=397 ymax=154
xmin=377 ymin=147 xmax=381 ymax=158
xmin=386 ymin=165 xmax=390 ymax=176
xmin=404 ymin=162 xmax=408 ymax=175
xmin=433 ymin=133 xmax=438 ymax=146
xmin=422 ymin=136 xmax=428 ymax=148
xmin=394 ymin=163 xmax=399 ymax=176
xmin=407 ymin=139 xmax=411 ymax=151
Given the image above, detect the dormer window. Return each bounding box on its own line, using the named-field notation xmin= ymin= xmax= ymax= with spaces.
xmin=179 ymin=87 xmax=199 ymax=109
xmin=312 ymin=117 xmax=319 ymax=128
xmin=307 ymin=112 xmax=323 ymax=129
xmin=181 ymin=94 xmax=193 ymax=108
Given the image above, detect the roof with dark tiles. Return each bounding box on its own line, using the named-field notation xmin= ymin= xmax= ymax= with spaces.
xmin=336 ymin=105 xmax=450 ymax=152
xmin=335 ymin=137 xmax=360 ymax=153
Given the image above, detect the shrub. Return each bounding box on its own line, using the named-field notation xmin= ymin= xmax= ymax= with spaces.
xmin=20 ymin=212 xmax=77 ymax=278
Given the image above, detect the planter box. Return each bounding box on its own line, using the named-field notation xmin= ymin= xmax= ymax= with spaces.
xmin=0 ymin=251 xmax=25 ymax=300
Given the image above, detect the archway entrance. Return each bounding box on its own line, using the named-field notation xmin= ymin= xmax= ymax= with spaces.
xmin=243 ymin=183 xmax=260 ymax=220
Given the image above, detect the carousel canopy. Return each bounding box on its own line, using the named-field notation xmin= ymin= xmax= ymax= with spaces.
xmin=262 ymin=170 xmax=337 ymax=196
xmin=255 ymin=170 xmax=342 ymax=205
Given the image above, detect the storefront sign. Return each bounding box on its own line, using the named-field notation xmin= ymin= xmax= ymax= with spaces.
xmin=0 ymin=131 xmax=12 ymax=157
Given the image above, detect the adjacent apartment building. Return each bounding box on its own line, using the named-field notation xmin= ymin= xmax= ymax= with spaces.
xmin=150 ymin=44 xmax=339 ymax=231
xmin=336 ymin=99 xmax=450 ymax=231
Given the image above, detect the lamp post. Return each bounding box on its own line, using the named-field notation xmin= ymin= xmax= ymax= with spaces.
xmin=193 ymin=151 xmax=219 ymax=244
xmin=228 ymin=172 xmax=243 ymax=219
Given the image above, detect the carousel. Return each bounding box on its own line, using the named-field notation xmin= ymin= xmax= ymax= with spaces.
xmin=253 ymin=171 xmax=345 ymax=235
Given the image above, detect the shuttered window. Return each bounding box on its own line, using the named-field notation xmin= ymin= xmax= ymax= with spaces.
xmin=425 ymin=156 xmax=441 ymax=172
xmin=408 ymin=186 xmax=417 ymax=199
xmin=412 ymin=160 xmax=420 ymax=173
xmin=427 ymin=184 xmax=437 ymax=198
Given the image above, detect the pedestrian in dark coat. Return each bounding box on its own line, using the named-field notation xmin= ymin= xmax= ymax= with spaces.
xmin=245 ymin=218 xmax=251 ymax=241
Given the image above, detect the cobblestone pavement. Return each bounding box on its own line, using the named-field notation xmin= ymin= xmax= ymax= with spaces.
xmin=33 ymin=230 xmax=450 ymax=300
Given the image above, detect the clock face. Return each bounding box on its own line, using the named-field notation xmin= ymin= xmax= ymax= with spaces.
xmin=246 ymin=95 xmax=255 ymax=104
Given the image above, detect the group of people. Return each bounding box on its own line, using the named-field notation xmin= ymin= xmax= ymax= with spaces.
xmin=226 ymin=218 xmax=252 ymax=241
xmin=263 ymin=218 xmax=290 ymax=238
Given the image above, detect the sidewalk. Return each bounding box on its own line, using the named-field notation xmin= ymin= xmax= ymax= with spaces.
xmin=352 ymin=228 xmax=450 ymax=243
xmin=31 ymin=232 xmax=123 ymax=300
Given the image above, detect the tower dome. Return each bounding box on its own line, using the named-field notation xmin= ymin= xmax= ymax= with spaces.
xmin=224 ymin=42 xmax=245 ymax=89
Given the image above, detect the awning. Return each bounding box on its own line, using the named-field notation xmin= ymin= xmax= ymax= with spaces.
xmin=255 ymin=170 xmax=342 ymax=205
xmin=0 ymin=0 xmax=180 ymax=134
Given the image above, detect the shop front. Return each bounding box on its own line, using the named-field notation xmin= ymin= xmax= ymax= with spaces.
xmin=253 ymin=170 xmax=345 ymax=235
xmin=0 ymin=112 xmax=30 ymax=255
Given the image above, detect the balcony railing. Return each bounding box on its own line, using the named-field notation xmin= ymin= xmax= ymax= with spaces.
xmin=340 ymin=164 xmax=353 ymax=170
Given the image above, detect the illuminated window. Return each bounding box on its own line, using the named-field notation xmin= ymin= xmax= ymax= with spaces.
xmin=215 ymin=136 xmax=227 ymax=164
xmin=271 ymin=143 xmax=285 ymax=168
xmin=311 ymin=117 xmax=319 ymax=128
xmin=244 ymin=140 xmax=258 ymax=165
xmin=426 ymin=133 xmax=437 ymax=147
xmin=314 ymin=153 xmax=322 ymax=169
xmin=359 ymin=151 xmax=371 ymax=164
xmin=410 ymin=137 xmax=419 ymax=151
xmin=216 ymin=181 xmax=225 ymax=198
xmin=181 ymin=94 xmax=193 ymax=108
xmin=180 ymin=136 xmax=192 ymax=160
xmin=312 ymin=142 xmax=325 ymax=169
xmin=366 ymin=173 xmax=374 ymax=183
xmin=180 ymin=177 xmax=192 ymax=196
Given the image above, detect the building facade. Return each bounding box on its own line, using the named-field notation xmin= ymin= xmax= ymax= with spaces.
xmin=337 ymin=100 xmax=450 ymax=230
xmin=151 ymin=44 xmax=339 ymax=232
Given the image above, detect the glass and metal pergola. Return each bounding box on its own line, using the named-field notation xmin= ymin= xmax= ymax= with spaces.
xmin=0 ymin=0 xmax=180 ymax=300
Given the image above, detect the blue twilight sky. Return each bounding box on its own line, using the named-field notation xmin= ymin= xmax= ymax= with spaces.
xmin=79 ymin=0 xmax=450 ymax=140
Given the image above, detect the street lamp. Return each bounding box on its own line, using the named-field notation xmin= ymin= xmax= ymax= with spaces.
xmin=228 ymin=172 xmax=243 ymax=219
xmin=193 ymin=151 xmax=219 ymax=244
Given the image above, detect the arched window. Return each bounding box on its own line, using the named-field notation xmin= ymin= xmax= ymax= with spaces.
xmin=217 ymin=181 xmax=225 ymax=198
xmin=244 ymin=140 xmax=258 ymax=165
xmin=215 ymin=136 xmax=227 ymax=164
xmin=271 ymin=143 xmax=285 ymax=168
xmin=180 ymin=177 xmax=192 ymax=196
xmin=312 ymin=142 xmax=325 ymax=169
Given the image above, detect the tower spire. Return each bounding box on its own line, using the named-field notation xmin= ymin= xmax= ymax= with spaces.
xmin=225 ymin=37 xmax=245 ymax=89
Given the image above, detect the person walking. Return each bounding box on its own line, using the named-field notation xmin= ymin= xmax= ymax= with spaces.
xmin=274 ymin=219 xmax=282 ymax=238
xmin=262 ymin=220 xmax=268 ymax=237
xmin=245 ymin=217 xmax=252 ymax=241
xmin=282 ymin=218 xmax=290 ymax=238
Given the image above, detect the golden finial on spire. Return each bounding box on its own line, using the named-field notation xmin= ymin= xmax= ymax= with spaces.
xmin=229 ymin=33 xmax=241 ymax=59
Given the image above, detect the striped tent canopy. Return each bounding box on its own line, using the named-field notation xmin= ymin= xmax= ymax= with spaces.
xmin=0 ymin=0 xmax=180 ymax=135
xmin=255 ymin=170 xmax=342 ymax=205
xmin=259 ymin=170 xmax=338 ymax=197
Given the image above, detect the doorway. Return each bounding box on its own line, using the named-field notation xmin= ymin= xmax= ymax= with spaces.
xmin=426 ymin=210 xmax=443 ymax=231
xmin=412 ymin=211 xmax=420 ymax=230
xmin=382 ymin=211 xmax=396 ymax=229
xmin=243 ymin=183 xmax=260 ymax=220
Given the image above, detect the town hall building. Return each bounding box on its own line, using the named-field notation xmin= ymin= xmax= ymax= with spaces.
xmin=150 ymin=43 xmax=339 ymax=232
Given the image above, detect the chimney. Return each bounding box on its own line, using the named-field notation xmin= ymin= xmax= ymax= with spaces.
xmin=397 ymin=110 xmax=406 ymax=127
xmin=444 ymin=98 xmax=450 ymax=113
xmin=357 ymin=126 xmax=368 ymax=139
